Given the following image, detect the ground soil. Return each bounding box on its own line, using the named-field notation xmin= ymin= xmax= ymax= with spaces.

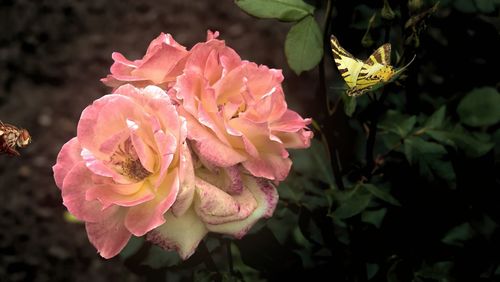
xmin=0 ymin=1 xmax=317 ymax=281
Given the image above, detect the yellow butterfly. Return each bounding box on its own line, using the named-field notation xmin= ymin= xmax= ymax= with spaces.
xmin=330 ymin=35 xmax=414 ymax=97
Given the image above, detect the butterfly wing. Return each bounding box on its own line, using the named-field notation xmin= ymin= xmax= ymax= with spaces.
xmin=365 ymin=43 xmax=391 ymax=66
xmin=330 ymin=35 xmax=365 ymax=89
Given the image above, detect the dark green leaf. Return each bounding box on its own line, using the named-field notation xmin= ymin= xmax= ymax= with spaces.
xmin=343 ymin=94 xmax=357 ymax=117
xmin=457 ymin=87 xmax=500 ymax=127
xmin=475 ymin=0 xmax=496 ymax=13
xmin=442 ymin=222 xmax=475 ymax=247
xmin=290 ymin=139 xmax=336 ymax=187
xmin=267 ymin=204 xmax=297 ymax=244
xmin=362 ymin=208 xmax=387 ymax=228
xmin=285 ymin=15 xmax=323 ymax=75
xmin=333 ymin=185 xmax=373 ymax=219
xmin=230 ymin=243 xmax=265 ymax=282
xmin=301 ymin=194 xmax=330 ymax=210
xmin=362 ymin=183 xmax=401 ymax=206
xmin=387 ymin=259 xmax=404 ymax=282
xmin=473 ymin=214 xmax=498 ymax=240
xmin=235 ymin=0 xmax=314 ymax=22
xmin=367 ymin=263 xmax=380 ymax=280
xmin=404 ymin=137 xmax=455 ymax=182
xmin=426 ymin=127 xmax=494 ymax=158
xmin=454 ymin=0 xmax=477 ymax=12
xmin=292 ymin=225 xmax=314 ymax=249
xmin=379 ymin=110 xmax=417 ymax=138
xmin=119 ymin=236 xmax=143 ymax=260
xmin=193 ymin=270 xmax=220 ymax=282
xmin=142 ymin=245 xmax=181 ymax=269
xmin=277 ymin=181 xmax=303 ymax=203
xmin=423 ymin=105 xmax=446 ymax=130
xmin=415 ymin=261 xmax=454 ymax=280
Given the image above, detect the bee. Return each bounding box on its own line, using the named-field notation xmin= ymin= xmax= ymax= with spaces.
xmin=0 ymin=121 xmax=31 ymax=156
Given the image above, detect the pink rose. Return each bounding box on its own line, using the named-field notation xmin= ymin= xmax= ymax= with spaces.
xmin=53 ymin=84 xmax=193 ymax=258
xmin=101 ymin=33 xmax=189 ymax=89
xmin=174 ymin=31 xmax=313 ymax=181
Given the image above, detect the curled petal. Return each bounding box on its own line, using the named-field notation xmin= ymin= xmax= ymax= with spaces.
xmin=147 ymin=208 xmax=208 ymax=260
xmin=243 ymin=153 xmax=292 ymax=182
xmin=205 ymin=175 xmax=278 ymax=238
xmin=196 ymin=165 xmax=243 ymax=195
xmin=194 ymin=177 xmax=242 ymax=221
xmin=102 ymin=33 xmax=188 ymax=88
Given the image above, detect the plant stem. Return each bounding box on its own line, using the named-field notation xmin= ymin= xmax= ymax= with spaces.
xmin=226 ymin=239 xmax=235 ymax=276
xmin=199 ymin=240 xmax=221 ymax=281
xmin=317 ymin=0 xmax=345 ymax=190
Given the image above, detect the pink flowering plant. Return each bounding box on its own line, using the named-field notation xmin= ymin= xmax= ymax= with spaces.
xmin=53 ymin=30 xmax=313 ymax=270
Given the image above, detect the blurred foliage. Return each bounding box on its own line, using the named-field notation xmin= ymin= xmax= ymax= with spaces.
xmin=117 ymin=0 xmax=500 ymax=281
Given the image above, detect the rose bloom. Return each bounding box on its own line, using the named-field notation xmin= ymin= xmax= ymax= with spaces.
xmin=173 ymin=31 xmax=312 ymax=182
xmin=101 ymin=33 xmax=189 ymax=89
xmin=53 ymin=84 xmax=193 ymax=258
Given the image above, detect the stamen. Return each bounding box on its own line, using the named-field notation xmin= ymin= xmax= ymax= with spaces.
xmin=121 ymin=158 xmax=152 ymax=181
xmin=110 ymin=138 xmax=152 ymax=181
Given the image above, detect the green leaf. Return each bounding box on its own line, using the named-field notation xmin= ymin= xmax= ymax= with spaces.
xmin=423 ymin=106 xmax=446 ymax=130
xmin=277 ymin=181 xmax=303 ymax=204
xmin=267 ymin=204 xmax=298 ymax=244
xmin=235 ymin=0 xmax=314 ymax=22
xmin=362 ymin=183 xmax=401 ymax=206
xmin=454 ymin=0 xmax=477 ymax=12
xmin=473 ymin=214 xmax=498 ymax=240
xmin=475 ymin=0 xmax=496 ymax=13
xmin=379 ymin=110 xmax=417 ymax=138
xmin=457 ymin=87 xmax=500 ymax=127
xmin=119 ymin=236 xmax=143 ymax=260
xmin=290 ymin=139 xmax=336 ymax=187
xmin=442 ymin=222 xmax=475 ymax=247
xmin=343 ymin=94 xmax=357 ymax=117
xmin=404 ymin=137 xmax=456 ymax=182
xmin=142 ymin=245 xmax=181 ymax=269
xmin=333 ymin=185 xmax=373 ymax=219
xmin=426 ymin=127 xmax=494 ymax=158
xmin=285 ymin=15 xmax=323 ymax=75
xmin=416 ymin=261 xmax=454 ymax=280
xmin=230 ymin=243 xmax=265 ymax=282
xmin=362 ymin=208 xmax=387 ymax=228
xmin=367 ymin=263 xmax=380 ymax=280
